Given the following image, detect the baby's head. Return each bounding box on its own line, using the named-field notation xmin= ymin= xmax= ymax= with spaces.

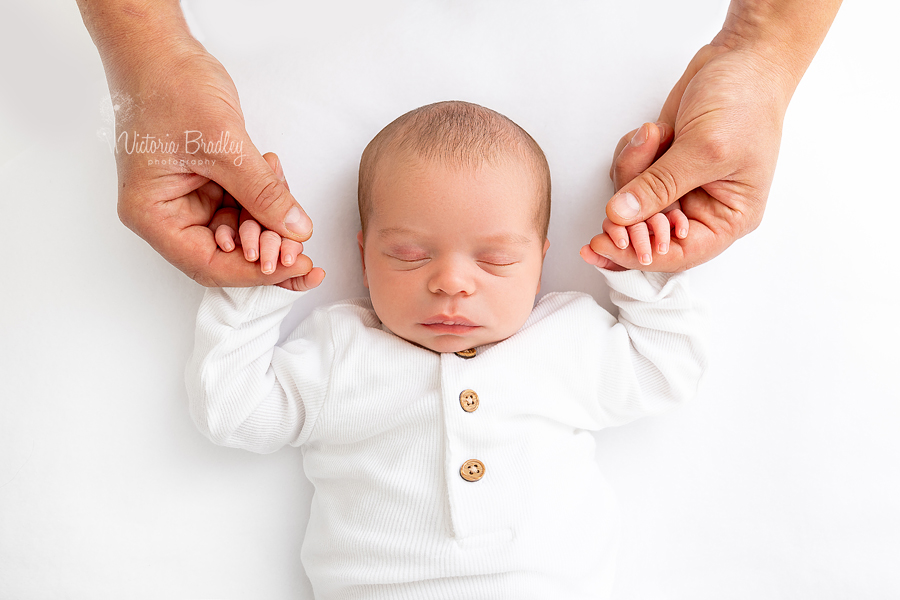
xmin=357 ymin=100 xmax=551 ymax=353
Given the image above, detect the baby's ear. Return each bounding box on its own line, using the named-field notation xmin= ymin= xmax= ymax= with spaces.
xmin=357 ymin=231 xmax=368 ymax=289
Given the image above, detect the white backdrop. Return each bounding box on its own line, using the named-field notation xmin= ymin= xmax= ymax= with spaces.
xmin=1 ymin=1 xmax=898 ymax=598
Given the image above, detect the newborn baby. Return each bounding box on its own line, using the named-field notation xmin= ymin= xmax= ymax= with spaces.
xmin=186 ymin=101 xmax=707 ymax=599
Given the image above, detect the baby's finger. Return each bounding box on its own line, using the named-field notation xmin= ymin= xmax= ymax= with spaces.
xmin=666 ymin=208 xmax=690 ymax=239
xmin=259 ymin=230 xmax=282 ymax=275
xmin=280 ymin=238 xmax=304 ymax=267
xmin=627 ymin=222 xmax=653 ymax=266
xmin=277 ymin=267 xmax=327 ymax=292
xmin=214 ymin=224 xmax=237 ymax=252
xmin=209 ymin=206 xmax=239 ymax=232
xmin=602 ymin=217 xmax=630 ymax=250
xmin=238 ymin=218 xmax=262 ymax=262
xmin=647 ymin=213 xmax=671 ymax=255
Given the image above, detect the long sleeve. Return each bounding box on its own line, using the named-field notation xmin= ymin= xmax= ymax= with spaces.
xmin=185 ymin=285 xmax=335 ymax=454
xmin=589 ymin=267 xmax=708 ymax=427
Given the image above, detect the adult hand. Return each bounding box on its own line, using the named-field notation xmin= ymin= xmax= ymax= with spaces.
xmin=590 ymin=44 xmax=787 ymax=271
xmin=79 ymin=1 xmax=317 ymax=287
xmin=581 ymin=122 xmax=690 ymax=271
xmin=592 ymin=0 xmax=842 ymax=271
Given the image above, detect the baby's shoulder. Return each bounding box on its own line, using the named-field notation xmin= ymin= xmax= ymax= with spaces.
xmin=309 ymin=296 xmax=380 ymax=327
xmin=520 ymin=291 xmax=612 ymax=332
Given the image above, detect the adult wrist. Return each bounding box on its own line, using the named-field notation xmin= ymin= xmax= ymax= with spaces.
xmin=78 ymin=0 xmax=194 ymax=83
xmin=711 ymin=0 xmax=841 ymax=99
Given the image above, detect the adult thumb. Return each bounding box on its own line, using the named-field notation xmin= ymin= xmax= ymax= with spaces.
xmin=209 ymin=142 xmax=313 ymax=242
xmin=605 ymin=133 xmax=722 ymax=226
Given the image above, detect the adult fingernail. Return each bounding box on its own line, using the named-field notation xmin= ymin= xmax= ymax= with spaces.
xmin=285 ymin=206 xmax=312 ymax=236
xmin=630 ymin=124 xmax=648 ymax=146
xmin=275 ymin=157 xmax=285 ymax=181
xmin=611 ymin=192 xmax=641 ymax=220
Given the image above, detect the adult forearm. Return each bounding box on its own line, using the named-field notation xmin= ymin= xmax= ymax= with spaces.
xmin=76 ymin=0 xmax=192 ymax=84
xmin=714 ymin=0 xmax=843 ymax=96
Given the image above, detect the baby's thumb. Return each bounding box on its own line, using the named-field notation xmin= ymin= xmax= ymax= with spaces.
xmin=606 ymin=134 xmax=720 ymax=226
xmin=210 ymin=145 xmax=313 ymax=242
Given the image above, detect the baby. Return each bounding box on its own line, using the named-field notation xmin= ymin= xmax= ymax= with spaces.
xmin=186 ymin=101 xmax=707 ymax=599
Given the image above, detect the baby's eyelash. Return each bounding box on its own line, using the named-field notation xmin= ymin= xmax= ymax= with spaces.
xmin=478 ymin=260 xmax=517 ymax=267
xmin=389 ymin=255 xmax=429 ymax=263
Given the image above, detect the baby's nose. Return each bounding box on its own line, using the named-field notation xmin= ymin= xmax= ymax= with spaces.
xmin=427 ymin=258 xmax=476 ymax=296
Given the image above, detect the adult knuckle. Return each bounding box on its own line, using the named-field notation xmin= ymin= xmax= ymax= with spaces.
xmin=641 ymin=165 xmax=678 ymax=204
xmin=699 ymin=134 xmax=730 ymax=165
xmin=249 ymin=178 xmax=285 ymax=214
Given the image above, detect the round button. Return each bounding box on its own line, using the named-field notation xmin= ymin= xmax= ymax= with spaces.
xmin=459 ymin=389 xmax=479 ymax=412
xmin=460 ymin=459 xmax=485 ymax=482
xmin=455 ymin=348 xmax=476 ymax=359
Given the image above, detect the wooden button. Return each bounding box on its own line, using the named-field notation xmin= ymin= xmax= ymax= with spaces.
xmin=459 ymin=389 xmax=479 ymax=412
xmin=455 ymin=348 xmax=476 ymax=358
xmin=460 ymin=459 xmax=485 ymax=482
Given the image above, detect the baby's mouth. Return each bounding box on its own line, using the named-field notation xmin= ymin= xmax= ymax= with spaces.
xmin=421 ymin=315 xmax=480 ymax=333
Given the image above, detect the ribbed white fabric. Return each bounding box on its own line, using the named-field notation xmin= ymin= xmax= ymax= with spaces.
xmin=185 ymin=269 xmax=707 ymax=600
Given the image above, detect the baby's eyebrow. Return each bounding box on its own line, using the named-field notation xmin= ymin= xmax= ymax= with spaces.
xmin=377 ymin=226 xmax=420 ymax=239
xmin=377 ymin=226 xmax=534 ymax=246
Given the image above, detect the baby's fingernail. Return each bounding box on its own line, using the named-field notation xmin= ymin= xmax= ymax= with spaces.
xmin=263 ymin=261 xmax=274 ymax=274
xmin=247 ymin=249 xmax=258 ymax=261
xmin=283 ymin=254 xmax=294 ymax=266
xmin=640 ymin=253 xmax=652 ymax=265
xmin=223 ymin=240 xmax=234 ymax=252
xmin=659 ymin=243 xmax=668 ymax=254
xmin=630 ymin=124 xmax=648 ymax=147
xmin=616 ymin=238 xmax=628 ymax=249
xmin=611 ymin=192 xmax=641 ymax=220
xmin=679 ymin=228 xmax=688 ymax=238
xmin=285 ymin=206 xmax=312 ymax=237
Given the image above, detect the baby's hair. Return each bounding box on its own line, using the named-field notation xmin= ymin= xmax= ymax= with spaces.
xmin=358 ymin=100 xmax=551 ymax=240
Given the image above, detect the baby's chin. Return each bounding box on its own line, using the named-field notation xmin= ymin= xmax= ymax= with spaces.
xmin=402 ymin=327 xmax=514 ymax=355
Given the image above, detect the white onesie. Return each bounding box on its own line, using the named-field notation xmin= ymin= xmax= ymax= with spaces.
xmin=186 ymin=269 xmax=706 ymax=599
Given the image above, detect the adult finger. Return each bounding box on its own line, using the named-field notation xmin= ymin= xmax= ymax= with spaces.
xmin=610 ymin=123 xmax=674 ymax=187
xmin=606 ymin=129 xmax=728 ymax=227
xmin=208 ymin=141 xmax=313 ymax=243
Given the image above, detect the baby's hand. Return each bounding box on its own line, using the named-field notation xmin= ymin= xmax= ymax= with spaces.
xmin=600 ymin=200 xmax=689 ymax=268
xmin=210 ymin=207 xmax=325 ymax=291
xmin=581 ymin=122 xmax=690 ymax=272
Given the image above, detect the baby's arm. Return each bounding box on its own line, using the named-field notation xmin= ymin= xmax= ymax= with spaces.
xmin=584 ymin=267 xmax=707 ymax=428
xmin=185 ymin=285 xmax=334 ymax=453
